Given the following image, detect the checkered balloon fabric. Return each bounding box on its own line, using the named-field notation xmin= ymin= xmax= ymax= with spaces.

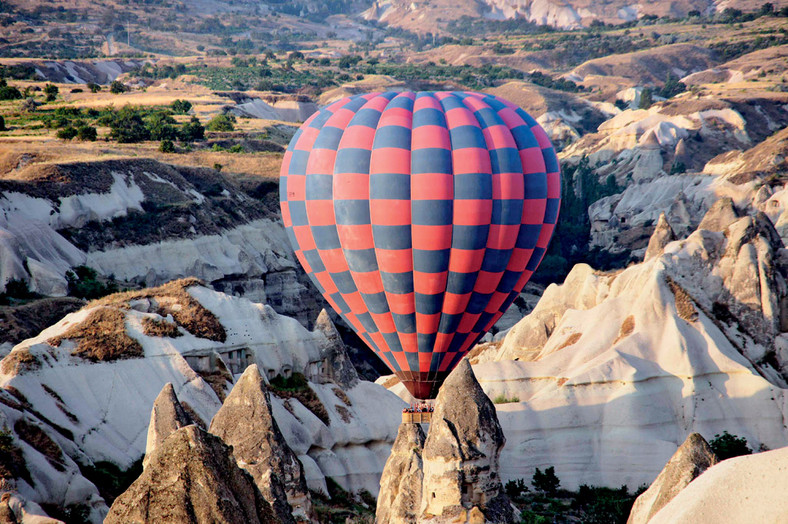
xmin=279 ymin=91 xmax=560 ymax=399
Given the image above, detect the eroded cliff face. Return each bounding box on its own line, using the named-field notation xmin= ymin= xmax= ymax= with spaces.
xmin=377 ymin=360 xmax=516 ymax=524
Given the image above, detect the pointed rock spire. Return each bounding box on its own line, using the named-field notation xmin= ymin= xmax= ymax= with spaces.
xmin=698 ymin=197 xmax=739 ymax=232
xmin=377 ymin=422 xmax=426 ymax=524
xmin=420 ymin=359 xmax=516 ymax=523
xmin=645 ymin=213 xmax=677 ymax=260
xmin=107 ymin=426 xmax=278 ymax=524
xmin=627 ymin=433 xmax=717 ymax=524
xmin=315 ymin=309 xmax=359 ymax=388
xmin=209 ymin=365 xmax=313 ymax=524
xmin=144 ymin=383 xmax=192 ymax=468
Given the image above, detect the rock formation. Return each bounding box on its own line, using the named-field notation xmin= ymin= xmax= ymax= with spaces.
xmin=143 ymin=383 xmax=193 ymax=468
xmin=420 ymin=360 xmax=516 ymax=523
xmin=697 ymin=196 xmax=739 ymax=232
xmin=105 ymin=425 xmax=278 ymax=524
xmin=376 ymin=423 xmax=426 ymax=524
xmin=314 ymin=309 xmax=359 ymax=388
xmin=627 ymin=433 xmax=717 ymax=524
xmin=209 ymin=365 xmax=313 ymax=524
xmin=644 ymin=212 xmax=676 ymax=260
xmin=649 ymin=445 xmax=788 ymax=523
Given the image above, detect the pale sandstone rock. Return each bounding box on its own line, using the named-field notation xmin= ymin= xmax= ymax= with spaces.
xmin=644 ymin=212 xmax=676 ymax=261
xmin=376 ymin=423 xmax=426 ymax=524
xmin=627 ymin=433 xmax=717 ymax=524
xmin=143 ymin=383 xmax=193 ymax=469
xmin=210 ymin=365 xmax=313 ymax=524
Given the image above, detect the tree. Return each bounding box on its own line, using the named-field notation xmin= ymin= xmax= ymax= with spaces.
xmin=44 ymin=83 xmax=59 ymax=102
xmin=0 ymin=82 xmax=22 ymax=101
xmin=109 ymin=107 xmax=150 ymax=143
xmin=76 ymin=125 xmax=97 ymax=141
xmin=532 ymin=466 xmax=560 ymax=494
xmin=57 ymin=126 xmax=78 ymax=140
xmin=179 ymin=116 xmax=205 ymax=142
xmin=0 ymin=115 xmax=5 ymax=131
xmin=206 ymin=114 xmax=235 ymax=132
xmin=87 ymin=82 xmax=101 ymax=93
xmin=109 ymin=80 xmax=128 ymax=94
xmin=147 ymin=111 xmax=178 ymax=141
xmin=66 ymin=265 xmax=117 ymax=299
xmin=170 ymin=99 xmax=192 ymax=114
xmin=159 ymin=139 xmax=175 ymax=153
xmin=709 ymin=431 xmax=752 ymax=460
xmin=638 ymin=87 xmax=653 ymax=109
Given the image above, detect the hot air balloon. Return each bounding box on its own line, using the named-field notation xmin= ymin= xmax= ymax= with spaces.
xmin=279 ymin=91 xmax=560 ymax=399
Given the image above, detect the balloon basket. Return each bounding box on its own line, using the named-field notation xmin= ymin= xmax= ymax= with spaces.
xmin=401 ymin=402 xmax=434 ymax=424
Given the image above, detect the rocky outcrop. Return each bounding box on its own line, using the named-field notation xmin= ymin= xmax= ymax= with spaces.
xmin=644 ymin=213 xmax=676 ymax=260
xmin=209 ymin=365 xmax=313 ymax=524
xmin=649 ymin=445 xmax=788 ymax=524
xmin=627 ymin=433 xmax=717 ymax=524
xmin=105 ymin=425 xmax=278 ymax=524
xmin=697 ymin=196 xmax=739 ymax=232
xmin=376 ymin=423 xmax=426 ymax=524
xmin=420 ymin=360 xmax=516 ymax=523
xmin=314 ymin=309 xmax=359 ymax=389
xmin=143 ymin=383 xmax=193 ymax=468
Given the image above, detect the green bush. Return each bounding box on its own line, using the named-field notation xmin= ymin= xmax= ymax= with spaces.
xmin=4 ymin=278 xmax=33 ymax=298
xmin=170 ymin=99 xmax=192 ymax=114
xmin=87 ymin=82 xmax=101 ymax=93
xmin=66 ymin=265 xmax=118 ymax=299
xmin=76 ymin=125 xmax=97 ymax=141
xmin=179 ymin=116 xmax=204 ymax=142
xmin=709 ymin=431 xmax=752 ymax=460
xmin=533 ymin=466 xmax=560 ymax=495
xmin=159 ymin=139 xmax=175 ymax=153
xmin=206 ymin=114 xmax=236 ymax=132
xmin=0 ymin=115 xmax=5 ymax=131
xmin=44 ymin=83 xmax=59 ymax=102
xmin=0 ymin=83 xmax=22 ymax=100
xmin=147 ymin=111 xmax=178 ymax=140
xmin=638 ymin=87 xmax=653 ymax=109
xmin=109 ymin=80 xmax=128 ymax=94
xmin=505 ymin=478 xmax=530 ymax=501
xmin=56 ymin=126 xmax=78 ymax=140
xmin=108 ymin=107 xmax=150 ymax=143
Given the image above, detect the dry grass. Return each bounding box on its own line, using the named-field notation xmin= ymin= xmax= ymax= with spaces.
xmin=332 ymin=387 xmax=352 ymax=407
xmin=666 ymin=276 xmax=698 ymax=322
xmin=142 ymin=317 xmax=182 ymax=338
xmin=614 ymin=316 xmax=636 ymax=344
xmin=0 ymin=429 xmax=30 ymax=485
xmin=49 ymin=308 xmax=143 ymax=362
xmin=335 ymin=405 xmax=352 ymax=423
xmin=41 ymin=384 xmax=79 ymax=424
xmin=197 ymin=370 xmax=232 ymax=403
xmin=0 ymin=348 xmax=41 ymax=375
xmin=380 ymin=376 xmax=400 ymax=389
xmin=13 ymin=418 xmax=65 ymax=472
xmin=93 ymin=278 xmax=226 ymax=343
xmin=556 ymin=333 xmax=582 ymax=351
xmin=268 ymin=373 xmax=330 ymax=426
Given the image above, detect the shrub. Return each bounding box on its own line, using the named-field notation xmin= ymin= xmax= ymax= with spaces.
xmin=76 ymin=125 xmax=97 ymax=141
xmin=70 ymin=88 xmax=83 ymax=93
xmin=159 ymin=139 xmax=175 ymax=153
xmin=109 ymin=80 xmax=127 ymax=94
xmin=206 ymin=114 xmax=236 ymax=132
xmin=170 ymin=99 xmax=192 ymax=114
xmin=108 ymin=107 xmax=150 ymax=143
xmin=179 ymin=116 xmax=204 ymax=141
xmin=533 ymin=466 xmax=560 ymax=494
xmin=505 ymin=478 xmax=530 ymax=501
xmin=87 ymin=82 xmax=101 ymax=93
xmin=638 ymin=87 xmax=653 ymax=109
xmin=66 ymin=265 xmax=117 ymax=299
xmin=147 ymin=111 xmax=178 ymax=141
xmin=4 ymin=278 xmax=33 ymax=298
xmin=492 ymin=392 xmax=520 ymax=404
xmin=0 ymin=115 xmax=5 ymax=131
xmin=49 ymin=307 xmax=143 ymax=362
xmin=56 ymin=126 xmax=78 ymax=140
xmin=79 ymin=458 xmax=143 ymax=505
xmin=710 ymin=431 xmax=752 ymax=460
xmin=43 ymin=83 xmax=59 ymax=102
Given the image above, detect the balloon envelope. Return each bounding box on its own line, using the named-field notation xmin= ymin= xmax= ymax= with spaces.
xmin=279 ymin=91 xmax=560 ymax=399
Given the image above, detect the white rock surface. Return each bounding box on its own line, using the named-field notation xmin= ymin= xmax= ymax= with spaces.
xmin=649 ymin=446 xmax=788 ymax=524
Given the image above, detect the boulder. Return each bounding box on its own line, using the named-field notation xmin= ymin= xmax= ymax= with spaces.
xmin=143 ymin=383 xmax=193 ymax=468
xmin=644 ymin=212 xmax=676 ymax=260
xmin=209 ymin=365 xmax=313 ymax=524
xmin=105 ymin=425 xmax=278 ymax=524
xmin=314 ymin=309 xmax=359 ymax=389
xmin=420 ymin=359 xmax=516 ymax=523
xmin=376 ymin=422 xmax=426 ymax=524
xmin=650 ymin=445 xmax=788 ymax=524
xmin=627 ymin=433 xmax=717 ymax=524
